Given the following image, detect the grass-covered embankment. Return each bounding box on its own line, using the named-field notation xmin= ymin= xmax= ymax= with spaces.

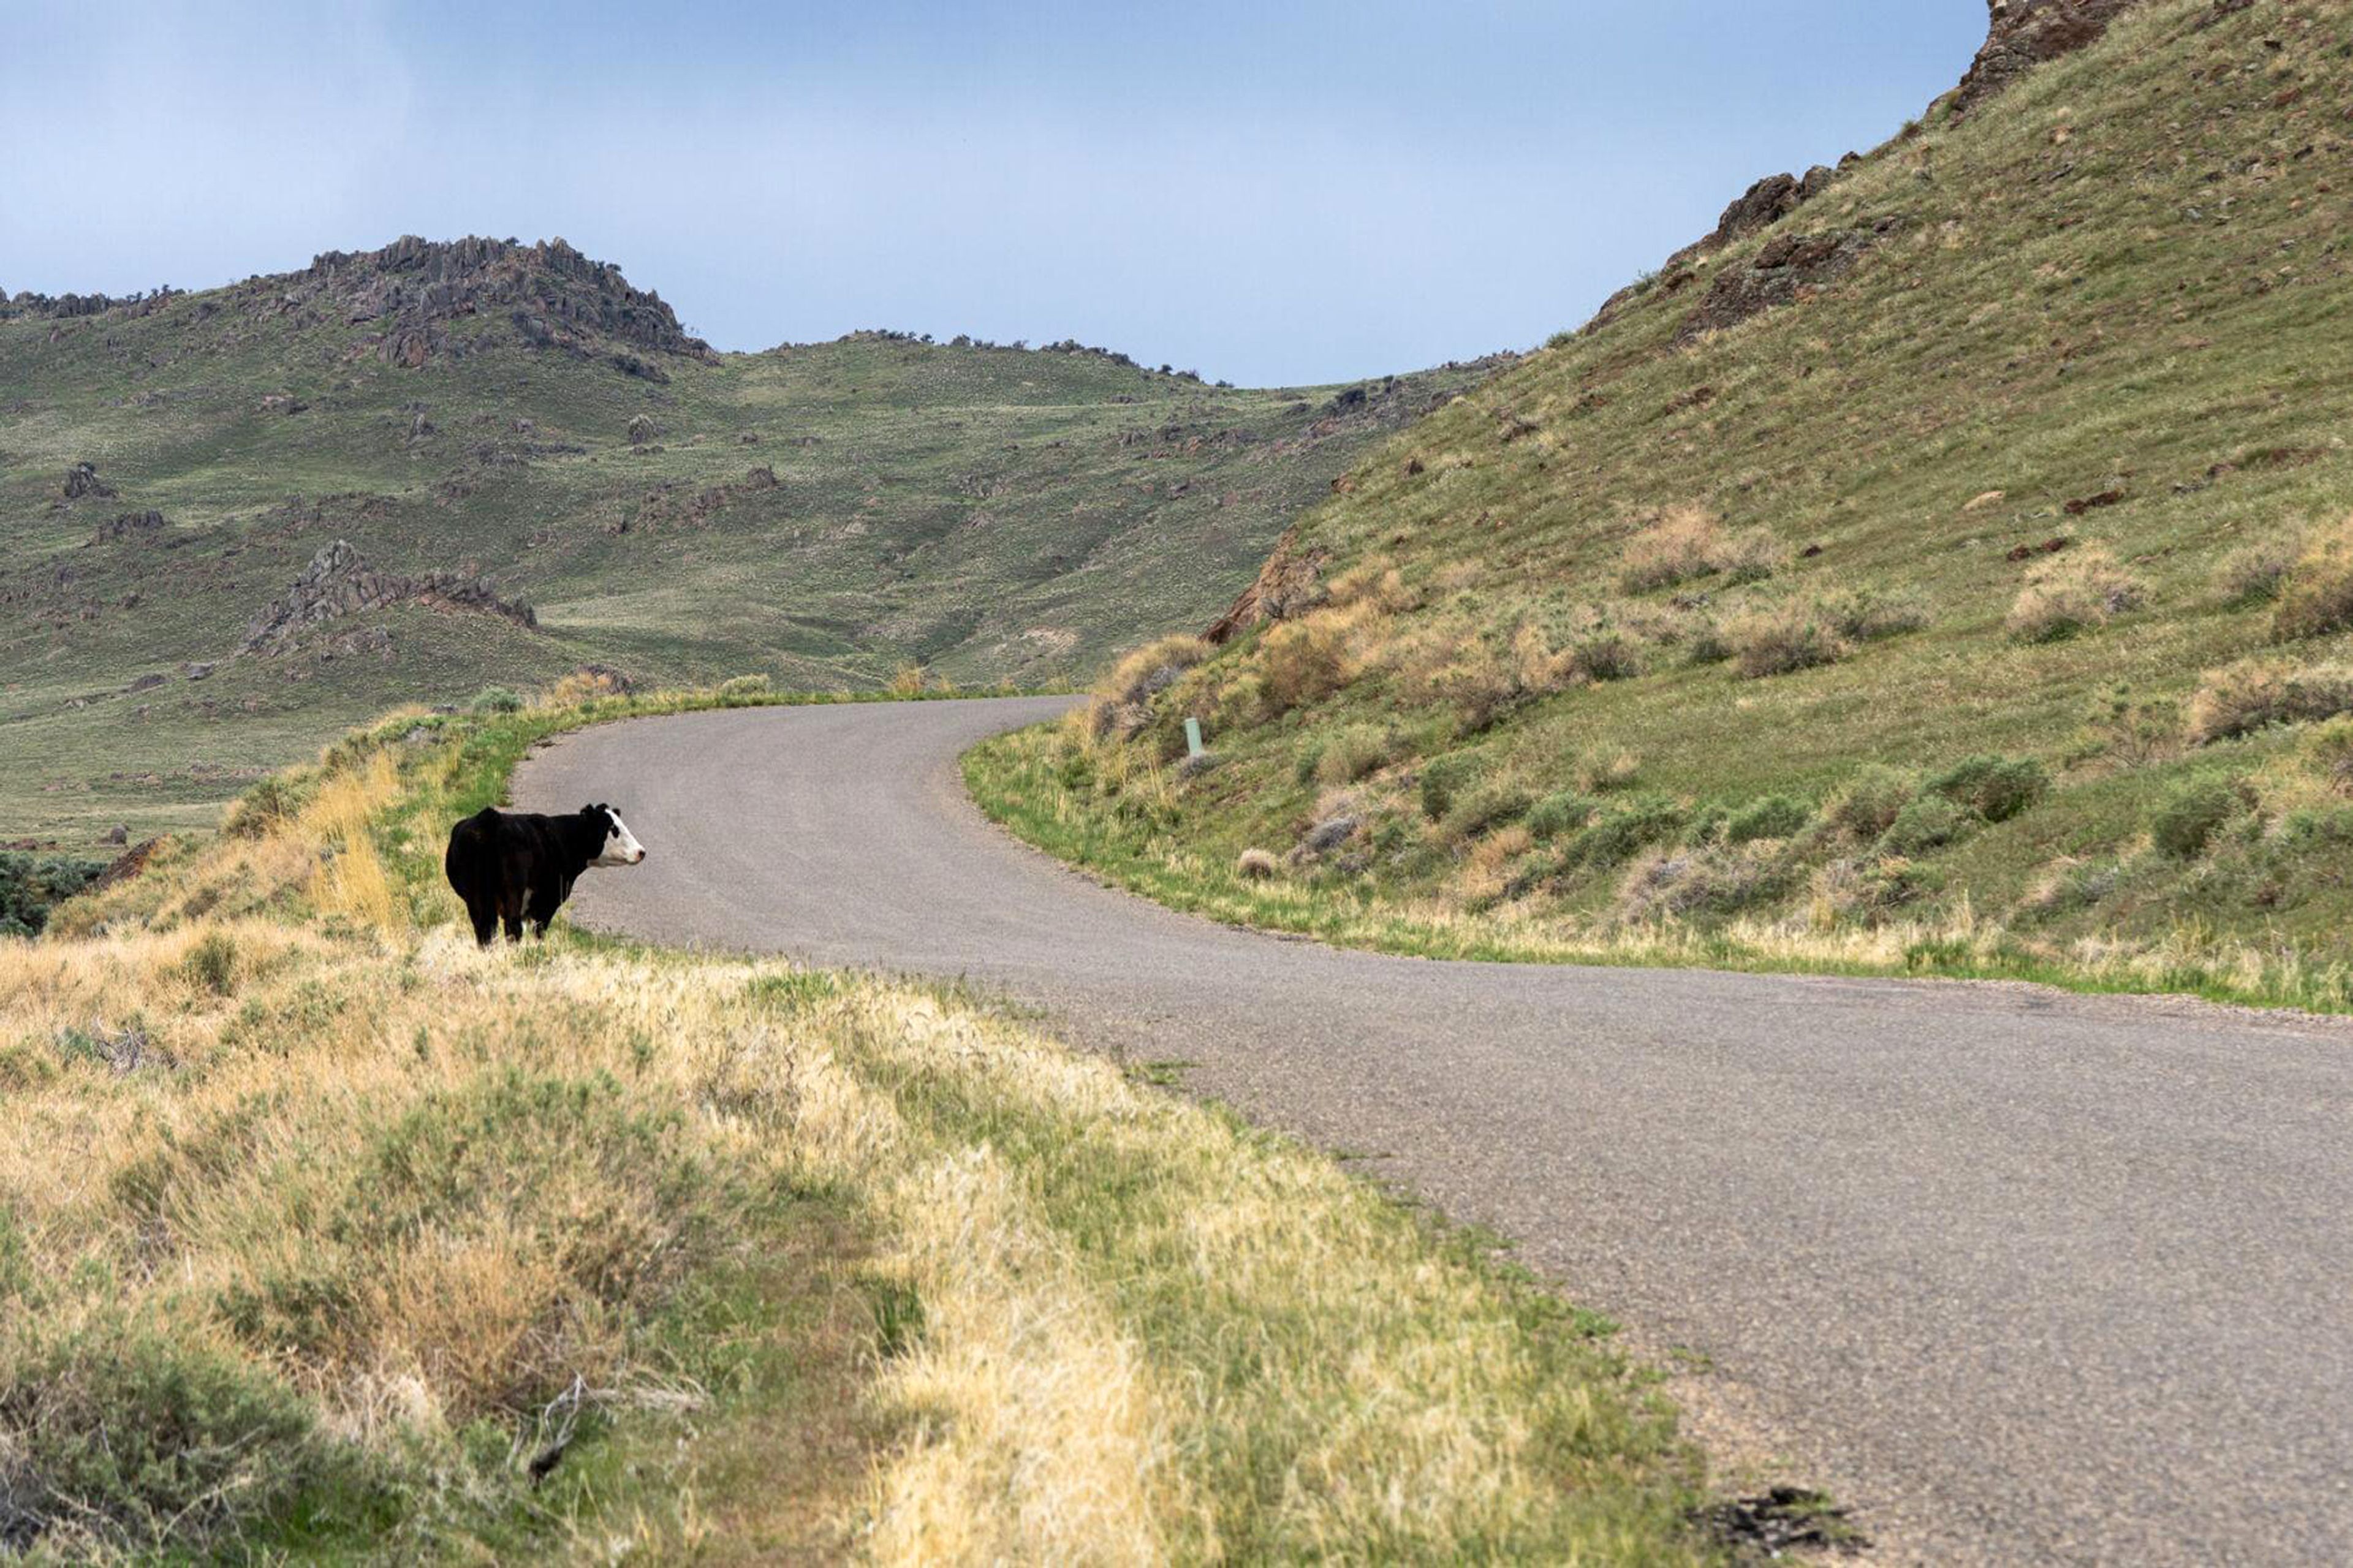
xmin=3 ymin=682 xmax=1718 ymax=1561
xmin=975 ymin=3 xmax=2353 ymax=1015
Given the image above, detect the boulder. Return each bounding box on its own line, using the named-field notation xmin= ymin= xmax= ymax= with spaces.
xmin=1955 ymin=0 xmax=2144 ymax=115
xmin=62 ymin=462 xmax=116 ymax=500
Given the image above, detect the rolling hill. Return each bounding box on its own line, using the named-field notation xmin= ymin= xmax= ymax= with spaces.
xmin=0 ymin=239 xmax=1501 ymax=845
xmin=977 ymin=0 xmax=2353 ymax=1003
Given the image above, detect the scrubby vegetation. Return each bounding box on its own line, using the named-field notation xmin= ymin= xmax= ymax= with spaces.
xmin=2 ymin=681 xmax=1715 ymax=1560
xmin=970 ymin=3 xmax=2353 ymax=1012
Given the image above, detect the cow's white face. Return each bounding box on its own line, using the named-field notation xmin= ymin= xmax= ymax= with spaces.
xmin=589 ymin=805 xmax=646 ymax=867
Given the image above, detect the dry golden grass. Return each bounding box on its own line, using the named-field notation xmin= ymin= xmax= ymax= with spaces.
xmin=2 ymin=695 xmax=1708 ymax=1558
xmin=2272 ymin=513 xmax=2353 ymax=642
xmin=2004 ymin=543 xmax=2148 ymax=643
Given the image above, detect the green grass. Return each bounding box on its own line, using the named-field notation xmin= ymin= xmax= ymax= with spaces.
xmin=2 ymin=263 xmax=1495 ymax=849
xmin=993 ymin=2 xmax=2353 ymax=1006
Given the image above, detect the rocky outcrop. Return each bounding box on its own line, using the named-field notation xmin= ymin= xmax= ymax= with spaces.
xmin=1676 ymin=219 xmax=1901 ymax=343
xmin=61 ymin=463 xmax=116 ymax=500
xmin=241 ymin=539 xmax=536 ymax=653
xmin=1954 ymin=0 xmax=2145 ymax=114
xmin=294 ymin=235 xmax=713 ymax=369
xmin=1205 ymin=530 xmax=1330 ymax=645
xmin=91 ymin=510 xmax=165 ymax=543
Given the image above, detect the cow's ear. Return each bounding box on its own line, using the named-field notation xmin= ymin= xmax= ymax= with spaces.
xmin=581 ymin=803 xmax=594 ymax=815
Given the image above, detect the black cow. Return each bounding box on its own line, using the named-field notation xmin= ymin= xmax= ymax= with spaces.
xmin=444 ymin=803 xmax=646 ymax=946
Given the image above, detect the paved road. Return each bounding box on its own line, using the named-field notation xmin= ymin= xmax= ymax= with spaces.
xmin=518 ymin=697 xmax=2353 ymax=1565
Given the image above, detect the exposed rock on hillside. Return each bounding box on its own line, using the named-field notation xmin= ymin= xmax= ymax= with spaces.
xmin=1955 ymin=0 xmax=2145 ymax=113
xmin=1205 ymin=530 xmax=1330 ymax=644
xmin=1677 ymin=218 xmax=1901 ymax=343
xmin=62 ymin=463 xmax=115 ymax=499
xmin=297 ymin=235 xmax=711 ymax=368
xmin=241 ymin=539 xmax=536 ymax=653
xmin=91 ymin=510 xmax=165 ymax=543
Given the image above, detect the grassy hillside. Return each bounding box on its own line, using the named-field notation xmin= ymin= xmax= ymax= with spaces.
xmin=1 ymin=239 xmax=1497 ymax=846
xmin=0 ymin=686 xmax=1719 ymax=1561
xmin=972 ymin=0 xmax=2353 ymax=1007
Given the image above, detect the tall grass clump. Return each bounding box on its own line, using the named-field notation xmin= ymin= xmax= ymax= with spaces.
xmin=2006 ymin=545 xmax=2146 ymax=643
xmin=1727 ymin=603 xmax=1847 ymax=678
xmin=2272 ymin=515 xmax=2353 ymax=641
xmin=2186 ymin=660 xmax=2353 ymax=744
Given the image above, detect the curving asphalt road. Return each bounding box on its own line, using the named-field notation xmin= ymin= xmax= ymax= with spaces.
xmin=517 ymin=697 xmax=2353 ymax=1565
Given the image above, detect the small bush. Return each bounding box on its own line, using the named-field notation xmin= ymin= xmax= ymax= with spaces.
xmin=1617 ymin=843 xmax=1786 ymax=922
xmin=1726 ymin=794 xmax=1814 ymax=844
xmin=1618 ymin=507 xmax=1723 ymax=593
xmin=1526 ymin=791 xmax=1598 ymax=840
xmin=180 ymin=931 xmax=238 ymax=996
xmin=1444 ymin=782 xmax=1534 ymax=842
xmin=2272 ymin=514 xmax=2353 ymax=640
xmin=1617 ymin=508 xmax=1786 ymax=594
xmin=0 ymin=852 xmax=108 ymax=937
xmin=0 ymin=1324 xmax=363 ymax=1551
xmin=1314 ymin=724 xmax=1394 ymax=785
xmin=1685 ymin=621 xmax=1731 ymax=665
xmin=1570 ymin=629 xmax=1643 ymax=683
xmin=2006 ymin=545 xmax=2146 ymax=642
xmin=1576 ymin=750 xmax=1643 ymax=793
xmin=1927 ymin=755 xmax=2049 ymax=824
xmin=1727 ymin=604 xmax=1849 ymax=678
xmin=1827 ymin=765 xmax=1914 ymax=839
xmin=717 ymin=672 xmax=773 ymax=699
xmin=1102 ymin=634 xmax=1211 ymax=706
xmin=1237 ymin=848 xmax=1279 ymax=880
xmin=468 ymin=685 xmax=524 ymax=714
xmin=2153 ymin=779 xmax=2241 ymax=860
xmin=2305 ymin=717 xmax=2353 ymax=795
xmin=1878 ymin=793 xmax=1973 ymax=858
xmin=2185 ymin=661 xmax=2353 ymax=744
xmin=1717 ymin=528 xmax=1788 ymax=585
xmin=2219 ymin=536 xmax=2297 ymax=605
xmin=1821 ymin=585 xmax=1930 ymax=642
xmin=223 ymin=776 xmax=302 ymax=839
xmin=1261 ymin=610 xmax=1360 ymax=715
xmin=1419 ymin=756 xmax=1472 ymax=822
xmin=1560 ymin=793 xmax=1688 ymax=869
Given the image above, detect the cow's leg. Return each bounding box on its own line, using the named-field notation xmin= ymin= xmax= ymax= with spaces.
xmin=498 ymin=862 xmax=529 ymax=944
xmin=464 ymin=893 xmax=498 ymax=948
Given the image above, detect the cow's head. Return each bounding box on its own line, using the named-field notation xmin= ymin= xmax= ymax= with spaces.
xmin=585 ymin=803 xmax=646 ymax=866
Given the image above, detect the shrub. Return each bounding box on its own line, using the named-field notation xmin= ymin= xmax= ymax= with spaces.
xmin=1102 ymin=634 xmax=1211 ymax=706
xmin=1878 ymin=793 xmax=1972 ymax=858
xmin=1927 ymin=755 xmax=2049 ymax=824
xmin=1444 ymin=782 xmax=1534 ymax=842
xmin=1237 ymin=848 xmax=1279 ymax=880
xmin=1827 ymin=765 xmax=1914 ymax=839
xmin=1685 ymin=621 xmax=1732 ymax=665
xmin=2272 ymin=514 xmax=2353 ymax=640
xmin=0 ymin=1324 xmax=364 ymax=1551
xmin=2184 ymin=661 xmax=2353 ymax=744
xmin=1617 ymin=843 xmax=1786 ymax=922
xmin=2082 ymin=684 xmax=2181 ymax=767
xmin=1570 ymin=629 xmax=1643 ymax=683
xmin=2219 ymin=536 xmax=2297 ymax=605
xmin=1560 ymin=793 xmax=1688 ymax=869
xmin=180 ymin=931 xmax=238 ymax=996
xmin=2153 ymin=779 xmax=2241 ymax=860
xmin=224 ymin=776 xmax=302 ymax=839
xmin=1576 ymin=750 xmax=1643 ymax=793
xmin=1617 ymin=508 xmax=1787 ymax=594
xmin=2305 ymin=716 xmax=2353 ymax=795
xmin=1526 ymin=791 xmax=1598 ymax=840
xmin=1717 ymin=528 xmax=1788 ymax=585
xmin=0 ymin=852 xmax=108 ymax=937
xmin=717 ymin=672 xmax=773 ymax=699
xmin=2006 ymin=545 xmax=2146 ymax=642
xmin=468 ymin=684 xmax=523 ymax=714
xmin=1727 ymin=604 xmax=1849 ymax=678
xmin=1314 ymin=724 xmax=1394 ymax=785
xmin=1821 ymin=585 xmax=1930 ymax=642
xmin=1618 ymin=506 xmax=1722 ymax=593
xmin=1261 ymin=610 xmax=1360 ymax=715
xmin=1419 ymin=756 xmax=1472 ymax=822
xmin=1726 ymin=794 xmax=1814 ymax=844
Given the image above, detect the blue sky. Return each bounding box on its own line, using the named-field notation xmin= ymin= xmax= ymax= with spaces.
xmin=3 ymin=1 xmax=1984 ymax=387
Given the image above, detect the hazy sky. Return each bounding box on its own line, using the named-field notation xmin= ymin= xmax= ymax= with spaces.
xmin=4 ymin=1 xmax=1984 ymax=387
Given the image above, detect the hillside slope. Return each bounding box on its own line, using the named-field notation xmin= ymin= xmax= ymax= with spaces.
xmin=984 ymin=0 xmax=2353 ymax=1001
xmin=0 ymin=238 xmax=1498 ymax=844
